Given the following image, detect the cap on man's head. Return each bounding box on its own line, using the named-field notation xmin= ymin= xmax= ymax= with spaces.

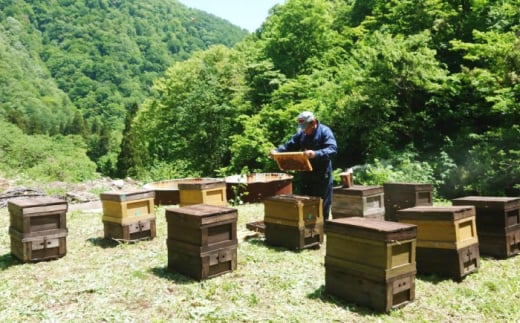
xmin=297 ymin=111 xmax=316 ymax=130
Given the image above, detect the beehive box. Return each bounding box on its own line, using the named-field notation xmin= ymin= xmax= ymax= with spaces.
xmin=165 ymin=204 xmax=237 ymax=249
xmin=383 ymin=183 xmax=433 ymax=221
xmin=9 ymin=227 xmax=67 ymax=262
xmin=325 ymin=267 xmax=415 ymax=312
xmin=165 ymin=204 xmax=238 ymax=280
xmin=325 ymin=217 xmax=417 ymax=312
xmin=452 ymin=196 xmax=520 ymax=232
xmin=178 ymin=180 xmax=227 ymax=207
xmin=8 ymin=197 xmax=68 ymax=234
xmin=325 ymin=217 xmax=417 ymax=280
xmin=100 ymin=190 xmax=155 ymax=220
xmin=476 ymin=225 xmax=520 ymax=258
xmin=103 ymin=218 xmax=156 ymax=241
xmin=264 ymin=195 xmax=323 ymax=250
xmin=452 ymin=196 xmax=520 ymax=258
xmin=396 ymin=206 xmax=479 ymax=279
xmin=332 ymin=185 xmax=385 ymax=220
xmin=264 ymin=194 xmax=323 ymax=227
xmin=264 ymin=222 xmax=323 ymax=250
xmin=167 ymin=239 xmax=237 ymax=281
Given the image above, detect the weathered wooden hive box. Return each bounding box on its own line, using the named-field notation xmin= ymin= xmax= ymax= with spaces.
xmin=452 ymin=196 xmax=520 ymax=258
xmin=8 ymin=197 xmax=68 ymax=262
xmin=100 ymin=190 xmax=156 ymax=241
xmin=165 ymin=204 xmax=238 ymax=280
xmin=383 ymin=183 xmax=433 ymax=221
xmin=325 ymin=217 xmax=417 ymax=312
xmin=263 ymin=195 xmax=323 ymax=250
xmin=178 ymin=179 xmax=227 ymax=207
xmin=396 ymin=206 xmax=480 ymax=280
xmin=331 ymin=185 xmax=385 ymax=220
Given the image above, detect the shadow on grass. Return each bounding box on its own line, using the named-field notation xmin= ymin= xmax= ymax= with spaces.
xmin=307 ymin=285 xmax=379 ymax=315
xmin=86 ymin=237 xmax=119 ymax=249
xmin=149 ymin=266 xmax=196 ymax=284
xmin=0 ymin=253 xmax=21 ymax=270
xmin=244 ymin=237 xmax=318 ymax=253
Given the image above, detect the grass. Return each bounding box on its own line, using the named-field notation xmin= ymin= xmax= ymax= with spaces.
xmin=0 ymin=202 xmax=519 ymax=322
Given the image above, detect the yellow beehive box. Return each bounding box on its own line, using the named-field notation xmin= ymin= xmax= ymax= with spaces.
xmin=396 ymin=206 xmax=478 ymax=249
xmin=178 ymin=180 xmax=227 ymax=207
xmin=263 ymin=194 xmax=323 ymax=228
xmin=100 ymin=190 xmax=155 ymax=220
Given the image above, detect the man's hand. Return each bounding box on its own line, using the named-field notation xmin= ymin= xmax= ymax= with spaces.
xmin=304 ymin=150 xmax=315 ymax=159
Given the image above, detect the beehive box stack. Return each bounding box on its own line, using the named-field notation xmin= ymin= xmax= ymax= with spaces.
xmin=396 ymin=206 xmax=480 ymax=280
xmin=452 ymin=196 xmax=520 ymax=258
xmin=165 ymin=204 xmax=238 ymax=280
xmin=383 ymin=183 xmax=433 ymax=221
xmin=331 ymin=185 xmax=385 ymax=220
xmin=8 ymin=197 xmax=68 ymax=262
xmin=325 ymin=217 xmax=417 ymax=312
xmin=263 ymin=194 xmax=323 ymax=250
xmin=178 ymin=179 xmax=227 ymax=207
xmin=100 ymin=190 xmax=156 ymax=241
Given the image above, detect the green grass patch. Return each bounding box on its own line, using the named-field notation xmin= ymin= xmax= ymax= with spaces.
xmin=0 ymin=203 xmax=519 ymax=321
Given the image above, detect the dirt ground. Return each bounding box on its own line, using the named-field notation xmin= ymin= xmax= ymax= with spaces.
xmin=0 ymin=177 xmax=144 ymax=211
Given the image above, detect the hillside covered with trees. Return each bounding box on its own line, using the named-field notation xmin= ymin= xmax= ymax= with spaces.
xmin=0 ymin=0 xmax=247 ymax=178
xmin=1 ymin=0 xmax=519 ymax=198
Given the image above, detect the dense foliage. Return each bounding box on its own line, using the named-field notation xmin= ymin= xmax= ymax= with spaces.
xmin=131 ymin=0 xmax=519 ymax=197
xmin=0 ymin=0 xmax=247 ymax=177
xmin=1 ymin=0 xmax=518 ymax=197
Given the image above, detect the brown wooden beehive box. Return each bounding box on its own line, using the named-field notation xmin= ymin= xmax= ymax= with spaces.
xmin=103 ymin=218 xmax=156 ymax=242
xmin=8 ymin=197 xmax=68 ymax=262
xmin=178 ymin=180 xmax=227 ymax=207
xmin=165 ymin=204 xmax=237 ymax=248
xmin=166 ymin=239 xmax=237 ymax=281
xmin=396 ymin=206 xmax=479 ymax=279
xmin=332 ymin=185 xmax=385 ymax=220
xmin=452 ymin=196 xmax=520 ymax=258
xmin=100 ymin=190 xmax=155 ymax=220
xmin=383 ymin=183 xmax=433 ymax=221
xmin=325 ymin=217 xmax=417 ymax=312
xmin=165 ymin=204 xmax=238 ymax=280
xmin=264 ymin=195 xmax=323 ymax=250
xmin=9 ymin=228 xmax=67 ymax=262
xmin=8 ymin=197 xmax=68 ymax=234
xmin=325 ymin=267 xmax=415 ymax=313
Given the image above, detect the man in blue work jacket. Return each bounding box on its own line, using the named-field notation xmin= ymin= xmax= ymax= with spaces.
xmin=270 ymin=111 xmax=337 ymax=220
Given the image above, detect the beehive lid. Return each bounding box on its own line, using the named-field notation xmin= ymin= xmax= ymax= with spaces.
xmin=383 ymin=182 xmax=433 ymax=192
xmin=8 ymin=197 xmax=68 ymax=214
xmin=165 ymin=204 xmax=237 ymax=225
xmin=333 ymin=185 xmax=383 ymax=196
xmin=452 ymin=196 xmax=520 ymax=211
xmin=100 ymin=190 xmax=155 ymax=202
xmin=272 ymin=152 xmax=312 ymax=171
xmin=177 ymin=179 xmax=225 ymax=190
xmin=396 ymin=205 xmax=475 ymax=221
xmin=326 ymin=217 xmax=417 ymax=241
xmin=264 ymin=194 xmax=321 ymax=205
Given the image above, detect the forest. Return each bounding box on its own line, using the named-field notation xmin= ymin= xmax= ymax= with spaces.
xmin=1 ymin=0 xmax=519 ymax=199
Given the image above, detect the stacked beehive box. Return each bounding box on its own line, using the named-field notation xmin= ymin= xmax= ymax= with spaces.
xmin=263 ymin=195 xmax=323 ymax=250
xmin=452 ymin=196 xmax=520 ymax=258
xmin=383 ymin=183 xmax=433 ymax=221
xmin=331 ymin=185 xmax=385 ymax=220
xmin=8 ymin=197 xmax=68 ymax=262
xmin=178 ymin=179 xmax=227 ymax=207
xmin=165 ymin=204 xmax=238 ymax=280
xmin=100 ymin=190 xmax=156 ymax=241
xmin=396 ymin=206 xmax=480 ymax=280
xmin=325 ymin=217 xmax=417 ymax=312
